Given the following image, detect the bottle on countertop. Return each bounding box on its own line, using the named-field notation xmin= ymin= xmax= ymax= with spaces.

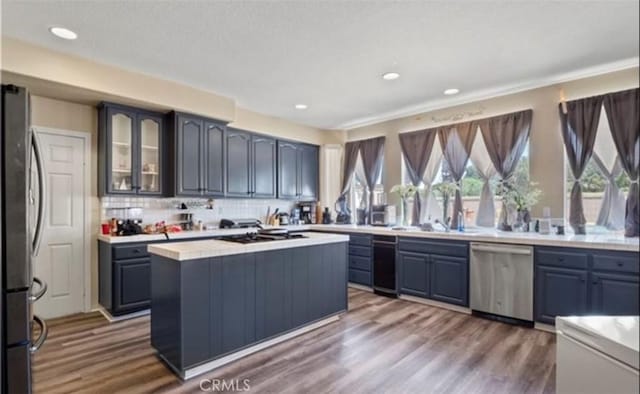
xmin=457 ymin=212 xmax=465 ymax=232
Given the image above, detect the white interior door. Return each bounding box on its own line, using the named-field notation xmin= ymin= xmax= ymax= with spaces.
xmin=33 ymin=130 xmax=87 ymax=319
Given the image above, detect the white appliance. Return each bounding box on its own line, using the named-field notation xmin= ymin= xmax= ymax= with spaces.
xmin=556 ymin=316 xmax=639 ymax=394
xmin=470 ymin=243 xmax=533 ymax=321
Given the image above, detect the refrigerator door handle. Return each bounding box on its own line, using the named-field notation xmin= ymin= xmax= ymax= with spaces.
xmin=32 ymin=130 xmax=46 ymax=257
xmin=30 ymin=315 xmax=48 ymax=353
xmin=29 ymin=277 xmax=48 ymax=303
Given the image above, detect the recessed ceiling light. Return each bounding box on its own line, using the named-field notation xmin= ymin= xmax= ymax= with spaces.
xmin=49 ymin=26 xmax=78 ymax=40
xmin=295 ymin=104 xmax=308 ymax=110
xmin=444 ymin=88 xmax=460 ymax=95
xmin=382 ymin=72 xmax=400 ymax=80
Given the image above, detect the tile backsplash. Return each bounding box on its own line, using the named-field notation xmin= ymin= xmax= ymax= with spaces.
xmin=100 ymin=196 xmax=295 ymax=227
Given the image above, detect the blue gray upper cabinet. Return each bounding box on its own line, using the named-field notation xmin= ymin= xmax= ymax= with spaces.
xmin=225 ymin=128 xmax=277 ymax=198
xmin=167 ymin=112 xmax=227 ymax=197
xmin=226 ymin=128 xmax=253 ymax=197
xmin=99 ymin=102 xmax=165 ymax=196
xmin=277 ymin=141 xmax=319 ymax=201
xmin=251 ymin=135 xmax=277 ymax=198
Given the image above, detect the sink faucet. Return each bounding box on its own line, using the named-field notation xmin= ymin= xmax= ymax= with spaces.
xmin=435 ymin=217 xmax=451 ymax=232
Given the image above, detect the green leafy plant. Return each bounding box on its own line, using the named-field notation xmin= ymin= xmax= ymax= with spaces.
xmin=390 ymin=184 xmax=418 ymax=199
xmin=496 ymin=179 xmax=542 ymax=211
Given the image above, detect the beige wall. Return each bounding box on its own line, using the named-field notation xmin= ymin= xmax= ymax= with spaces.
xmin=29 ymin=96 xmax=101 ymax=308
xmin=347 ymin=68 xmax=639 ymax=217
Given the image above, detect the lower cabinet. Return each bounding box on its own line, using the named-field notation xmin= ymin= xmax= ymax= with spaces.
xmin=398 ymin=252 xmax=429 ymax=298
xmin=347 ymin=233 xmax=373 ymax=287
xmin=99 ymin=241 xmax=155 ymax=316
xmin=535 ymin=265 xmax=588 ymax=325
xmin=430 ymin=255 xmax=468 ymax=306
xmin=397 ymin=238 xmax=469 ymax=307
xmin=534 ymin=247 xmax=639 ymax=325
xmin=590 ymin=272 xmax=640 ymax=315
xmin=114 ymin=259 xmax=151 ymax=313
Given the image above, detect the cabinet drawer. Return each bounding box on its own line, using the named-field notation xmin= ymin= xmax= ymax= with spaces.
xmin=398 ymin=238 xmax=467 ymax=257
xmin=535 ymin=248 xmax=588 ymax=269
xmin=349 ymin=255 xmax=371 ymax=271
xmin=349 ymin=269 xmax=372 ymax=286
xmin=113 ymin=243 xmax=150 ymax=260
xmin=592 ymin=253 xmax=639 ymax=274
xmin=349 ymin=245 xmax=372 ymax=258
xmin=349 ymin=234 xmax=372 ymax=246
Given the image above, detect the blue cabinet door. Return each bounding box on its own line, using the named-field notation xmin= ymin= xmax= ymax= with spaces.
xmin=398 ymin=252 xmax=429 ymax=298
xmin=535 ymin=265 xmax=588 ymax=325
xmin=255 ymin=250 xmax=292 ymax=340
xmin=429 ymin=255 xmax=468 ymax=307
xmin=591 ymin=272 xmax=640 ymax=316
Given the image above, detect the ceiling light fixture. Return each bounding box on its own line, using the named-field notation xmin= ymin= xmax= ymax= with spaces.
xmin=444 ymin=88 xmax=460 ymax=95
xmin=295 ymin=104 xmax=308 ymax=110
xmin=382 ymin=72 xmax=400 ymax=80
xmin=49 ymin=26 xmax=78 ymax=40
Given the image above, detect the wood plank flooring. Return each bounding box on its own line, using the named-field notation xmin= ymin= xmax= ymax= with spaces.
xmin=33 ymin=289 xmax=556 ymax=394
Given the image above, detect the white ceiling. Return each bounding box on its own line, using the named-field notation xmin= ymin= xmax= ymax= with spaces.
xmin=2 ymin=1 xmax=638 ymax=130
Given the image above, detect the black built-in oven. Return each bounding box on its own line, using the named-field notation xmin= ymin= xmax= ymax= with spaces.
xmin=373 ymin=235 xmax=397 ymax=297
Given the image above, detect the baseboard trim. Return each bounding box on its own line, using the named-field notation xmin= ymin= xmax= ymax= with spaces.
xmin=97 ymin=307 xmax=150 ymax=323
xmin=174 ymin=314 xmax=341 ymax=380
xmin=534 ymin=322 xmax=556 ymax=333
xmin=348 ymin=283 xmax=373 ymax=292
xmin=399 ymin=294 xmax=471 ymax=315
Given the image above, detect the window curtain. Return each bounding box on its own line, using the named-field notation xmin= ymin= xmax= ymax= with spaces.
xmin=469 ymin=128 xmax=497 ymax=227
xmin=358 ymin=137 xmax=386 ymax=224
xmin=421 ymin=142 xmax=444 ymax=223
xmin=592 ymin=153 xmax=625 ymax=230
xmin=560 ymin=97 xmax=604 ymax=234
xmin=398 ymin=128 xmax=438 ymax=225
xmin=477 ymin=109 xmax=532 ymax=230
xmin=438 ymin=122 xmax=477 ymax=230
xmin=603 ymin=88 xmax=639 ymax=237
xmin=337 ymin=141 xmax=360 ymax=205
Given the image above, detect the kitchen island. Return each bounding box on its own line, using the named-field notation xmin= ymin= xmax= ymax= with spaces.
xmin=148 ymin=232 xmax=349 ymax=379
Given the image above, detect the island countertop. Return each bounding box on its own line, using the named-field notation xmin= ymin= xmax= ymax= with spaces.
xmin=148 ymin=231 xmax=349 ymax=261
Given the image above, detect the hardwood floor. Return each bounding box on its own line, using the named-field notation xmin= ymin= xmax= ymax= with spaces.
xmin=33 ymin=289 xmax=556 ymax=394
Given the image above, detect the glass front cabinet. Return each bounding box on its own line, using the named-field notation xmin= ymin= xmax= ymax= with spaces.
xmin=99 ymin=103 xmax=164 ymax=196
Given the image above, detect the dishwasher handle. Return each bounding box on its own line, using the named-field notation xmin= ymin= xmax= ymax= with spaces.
xmin=471 ymin=244 xmax=532 ymax=256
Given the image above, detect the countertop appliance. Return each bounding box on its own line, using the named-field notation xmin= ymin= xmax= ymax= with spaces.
xmin=373 ymin=235 xmax=397 ymax=297
xmin=470 ymin=242 xmax=533 ymax=323
xmin=297 ymin=202 xmax=316 ymax=224
xmin=371 ymin=204 xmax=396 ymax=227
xmin=556 ymin=316 xmax=639 ymax=394
xmin=219 ymin=218 xmax=262 ymax=229
xmin=2 ymin=84 xmax=48 ymax=393
xmin=219 ymin=232 xmax=307 ymax=244
xmin=277 ymin=212 xmax=290 ymax=225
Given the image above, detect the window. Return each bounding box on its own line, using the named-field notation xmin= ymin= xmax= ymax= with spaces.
xmin=349 ymin=153 xmax=384 ymax=219
xmin=400 ymin=133 xmax=530 ymax=227
xmin=564 ymin=106 xmax=629 ymax=233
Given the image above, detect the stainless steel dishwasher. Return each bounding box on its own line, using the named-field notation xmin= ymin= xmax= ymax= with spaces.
xmin=470 ymin=242 xmax=533 ymax=322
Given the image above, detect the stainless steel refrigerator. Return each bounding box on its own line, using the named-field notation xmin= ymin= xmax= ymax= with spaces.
xmin=1 ymin=84 xmax=48 ymax=393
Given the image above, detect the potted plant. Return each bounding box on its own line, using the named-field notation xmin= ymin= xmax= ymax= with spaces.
xmin=496 ymin=180 xmax=542 ymax=231
xmin=432 ymin=181 xmax=458 ymax=223
xmin=390 ymin=184 xmax=418 ymax=226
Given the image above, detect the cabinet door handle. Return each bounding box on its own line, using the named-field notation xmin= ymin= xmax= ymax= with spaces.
xmin=617 ymin=261 xmax=624 ymax=267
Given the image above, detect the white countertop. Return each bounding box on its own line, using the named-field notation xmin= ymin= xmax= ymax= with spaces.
xmin=98 ymin=223 xmax=639 ymax=252
xmin=557 ymin=316 xmax=639 ymax=369
xmin=309 ymin=224 xmax=640 ymax=252
xmin=97 ymin=225 xmax=311 ymax=244
xmin=148 ymin=232 xmax=350 ymax=261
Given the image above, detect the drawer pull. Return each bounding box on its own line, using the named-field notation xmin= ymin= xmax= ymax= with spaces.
xmin=617 ymin=261 xmax=624 ymax=267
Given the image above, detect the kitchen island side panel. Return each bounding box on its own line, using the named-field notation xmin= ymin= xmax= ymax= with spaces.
xmin=151 ymin=240 xmax=349 ymax=375
xmin=150 ymin=255 xmax=183 ymax=370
